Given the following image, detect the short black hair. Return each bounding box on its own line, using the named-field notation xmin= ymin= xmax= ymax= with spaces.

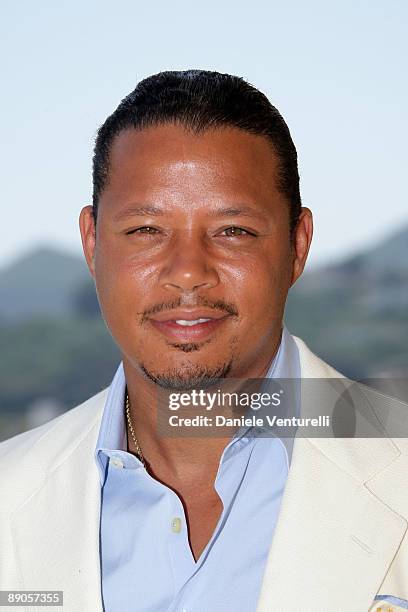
xmin=92 ymin=69 xmax=302 ymax=235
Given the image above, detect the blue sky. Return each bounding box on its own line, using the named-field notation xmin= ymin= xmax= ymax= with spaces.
xmin=1 ymin=0 xmax=407 ymax=269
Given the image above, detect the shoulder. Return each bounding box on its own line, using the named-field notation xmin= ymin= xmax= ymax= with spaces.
xmin=0 ymin=387 xmax=108 ymax=462
xmin=0 ymin=387 xmax=108 ymax=513
xmin=291 ymin=330 xmax=408 ymax=461
xmin=291 ymin=334 xmax=346 ymax=379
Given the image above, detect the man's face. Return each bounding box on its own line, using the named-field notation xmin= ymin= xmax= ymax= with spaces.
xmin=80 ymin=124 xmax=312 ymax=389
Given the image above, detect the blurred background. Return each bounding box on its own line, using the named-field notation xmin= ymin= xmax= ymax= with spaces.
xmin=1 ymin=0 xmax=407 ymax=440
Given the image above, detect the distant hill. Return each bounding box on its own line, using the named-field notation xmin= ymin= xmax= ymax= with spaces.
xmin=0 ymin=225 xmax=407 ymax=423
xmin=2 ymin=225 xmax=407 ymax=323
xmin=285 ymin=224 xmax=408 ymax=377
xmin=0 ymin=246 xmax=89 ymax=321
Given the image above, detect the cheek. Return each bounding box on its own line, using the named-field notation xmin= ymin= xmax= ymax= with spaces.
xmin=224 ymin=259 xmax=292 ymax=342
xmin=93 ymin=248 xmax=156 ymax=327
xmin=222 ymin=254 xmax=291 ymax=306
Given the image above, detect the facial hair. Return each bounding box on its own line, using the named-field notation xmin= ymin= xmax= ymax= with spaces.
xmin=140 ymin=359 xmax=233 ymax=391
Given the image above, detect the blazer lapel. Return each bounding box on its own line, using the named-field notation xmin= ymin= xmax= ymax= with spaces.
xmin=256 ymin=436 xmax=407 ymax=611
xmin=256 ymin=335 xmax=408 ymax=611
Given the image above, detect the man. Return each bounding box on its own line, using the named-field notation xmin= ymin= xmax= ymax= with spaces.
xmin=0 ymin=70 xmax=407 ymax=612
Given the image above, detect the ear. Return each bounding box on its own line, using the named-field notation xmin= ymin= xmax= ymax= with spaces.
xmin=79 ymin=205 xmax=97 ymax=278
xmin=290 ymin=207 xmax=313 ymax=286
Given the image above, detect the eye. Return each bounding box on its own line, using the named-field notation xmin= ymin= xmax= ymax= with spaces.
xmin=220 ymin=226 xmax=256 ymax=237
xmin=126 ymin=226 xmax=160 ymax=235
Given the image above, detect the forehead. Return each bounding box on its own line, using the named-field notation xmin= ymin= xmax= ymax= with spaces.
xmin=101 ymin=124 xmax=284 ymax=210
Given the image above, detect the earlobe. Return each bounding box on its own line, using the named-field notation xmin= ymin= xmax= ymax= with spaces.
xmin=290 ymin=207 xmax=313 ymax=286
xmin=79 ymin=205 xmax=97 ymax=278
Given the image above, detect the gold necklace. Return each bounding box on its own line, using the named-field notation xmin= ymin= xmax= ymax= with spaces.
xmin=125 ymin=388 xmax=147 ymax=468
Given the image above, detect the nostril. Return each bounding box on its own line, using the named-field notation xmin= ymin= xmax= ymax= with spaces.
xmin=160 ymin=267 xmax=219 ymax=293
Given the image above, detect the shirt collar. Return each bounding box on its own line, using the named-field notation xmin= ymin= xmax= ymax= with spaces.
xmin=229 ymin=324 xmax=300 ymax=442
xmin=95 ymin=361 xmax=127 ymax=480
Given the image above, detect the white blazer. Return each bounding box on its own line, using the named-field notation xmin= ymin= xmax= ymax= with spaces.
xmin=1 ymin=335 xmax=407 ymax=612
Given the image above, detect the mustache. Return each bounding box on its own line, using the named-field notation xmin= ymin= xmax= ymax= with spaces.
xmin=139 ymin=297 xmax=239 ymax=322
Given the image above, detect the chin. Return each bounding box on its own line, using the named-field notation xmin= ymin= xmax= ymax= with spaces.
xmin=139 ymin=359 xmax=233 ymax=391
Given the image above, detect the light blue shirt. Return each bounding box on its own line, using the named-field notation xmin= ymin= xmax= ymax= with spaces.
xmin=95 ymin=325 xmax=300 ymax=612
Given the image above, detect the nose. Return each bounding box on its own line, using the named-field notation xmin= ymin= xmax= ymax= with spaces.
xmin=159 ymin=234 xmax=219 ymax=294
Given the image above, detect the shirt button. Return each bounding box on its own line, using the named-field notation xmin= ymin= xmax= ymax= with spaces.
xmin=111 ymin=457 xmax=124 ymax=469
xmin=171 ymin=517 xmax=182 ymax=533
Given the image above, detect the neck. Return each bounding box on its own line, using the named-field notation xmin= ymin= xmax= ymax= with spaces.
xmin=122 ymin=329 xmax=283 ymax=485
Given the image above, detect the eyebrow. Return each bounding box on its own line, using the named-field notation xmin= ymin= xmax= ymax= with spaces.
xmin=207 ymin=205 xmax=266 ymax=220
xmin=113 ymin=205 xmax=164 ymax=222
xmin=113 ymin=203 xmax=268 ymax=223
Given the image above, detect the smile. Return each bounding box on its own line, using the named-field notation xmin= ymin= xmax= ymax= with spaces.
xmin=148 ymin=311 xmax=231 ymax=342
xmin=174 ymin=318 xmax=211 ymax=326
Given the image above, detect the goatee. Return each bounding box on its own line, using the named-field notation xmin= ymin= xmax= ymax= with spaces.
xmin=140 ymin=361 xmax=233 ymax=391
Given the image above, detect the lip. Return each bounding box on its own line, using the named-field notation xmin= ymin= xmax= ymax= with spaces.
xmin=149 ymin=309 xmax=228 ymax=323
xmin=148 ymin=310 xmax=231 ymax=342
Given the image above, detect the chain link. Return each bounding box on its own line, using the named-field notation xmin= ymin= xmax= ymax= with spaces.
xmin=125 ymin=388 xmax=147 ymax=469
